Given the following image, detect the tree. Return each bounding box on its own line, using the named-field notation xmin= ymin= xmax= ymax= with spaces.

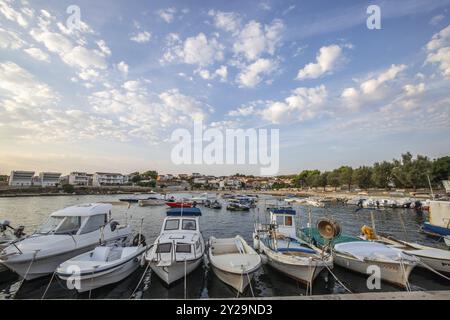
xmin=141 ymin=170 xmax=158 ymax=180
xmin=372 ymin=161 xmax=394 ymax=189
xmin=294 ymin=170 xmax=320 ymax=188
xmin=62 ymin=184 xmax=75 ymax=193
xmin=327 ymin=170 xmax=340 ymax=191
xmin=353 ymin=166 xmax=373 ymax=189
xmin=432 ymin=156 xmax=450 ymax=183
xmin=316 ymin=172 xmax=329 ymax=191
xmin=338 ymin=166 xmax=353 ymax=191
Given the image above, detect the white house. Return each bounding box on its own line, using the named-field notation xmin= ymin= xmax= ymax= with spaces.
xmin=68 ymin=172 xmax=89 ymax=186
xmin=8 ymin=170 xmax=35 ymax=187
xmin=39 ymin=172 xmax=62 ymax=187
xmin=93 ymin=172 xmax=125 ymax=187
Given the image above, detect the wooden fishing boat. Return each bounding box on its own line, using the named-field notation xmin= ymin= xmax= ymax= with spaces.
xmin=208 ymin=236 xmax=261 ymax=293
xmin=300 ymin=227 xmax=418 ymax=288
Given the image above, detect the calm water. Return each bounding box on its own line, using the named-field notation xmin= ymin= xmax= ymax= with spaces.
xmin=0 ymin=194 xmax=449 ymax=299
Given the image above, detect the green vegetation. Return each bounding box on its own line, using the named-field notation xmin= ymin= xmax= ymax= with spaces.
xmin=293 ymin=152 xmax=450 ymax=190
xmin=62 ymin=184 xmax=75 ymax=193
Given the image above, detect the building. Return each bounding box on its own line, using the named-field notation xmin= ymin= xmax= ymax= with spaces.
xmin=68 ymin=172 xmax=89 ymax=186
xmin=39 ymin=172 xmax=62 ymax=187
xmin=178 ymin=174 xmax=189 ymax=180
xmin=192 ymin=173 xmax=202 ymax=178
xmin=92 ymin=172 xmax=125 ymax=187
xmin=8 ymin=170 xmax=35 ymax=187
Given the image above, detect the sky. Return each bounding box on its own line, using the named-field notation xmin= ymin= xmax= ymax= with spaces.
xmin=0 ymin=0 xmax=449 ymax=176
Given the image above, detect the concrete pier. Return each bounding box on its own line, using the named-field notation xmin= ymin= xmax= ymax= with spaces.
xmin=244 ymin=290 xmax=450 ymax=300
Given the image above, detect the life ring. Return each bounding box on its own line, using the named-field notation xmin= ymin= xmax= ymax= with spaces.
xmin=361 ymin=225 xmax=376 ymax=240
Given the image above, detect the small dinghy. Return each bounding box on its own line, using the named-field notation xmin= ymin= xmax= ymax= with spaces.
xmin=56 ymin=235 xmax=147 ymax=293
xmin=208 ymin=236 xmax=261 ymax=293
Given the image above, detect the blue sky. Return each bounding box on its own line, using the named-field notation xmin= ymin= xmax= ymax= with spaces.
xmin=0 ymin=0 xmax=449 ymax=176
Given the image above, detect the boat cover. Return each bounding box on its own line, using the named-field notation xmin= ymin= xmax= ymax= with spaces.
xmin=166 ymin=208 xmax=202 ymax=216
xmin=300 ymin=228 xmax=361 ymax=247
xmin=334 ymin=241 xmax=417 ymax=262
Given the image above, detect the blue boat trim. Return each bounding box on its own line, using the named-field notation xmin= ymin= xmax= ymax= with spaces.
xmin=166 ymin=208 xmax=202 ymax=216
xmin=270 ymin=209 xmax=296 ymax=215
xmin=276 ymin=247 xmax=316 ymax=254
xmin=422 ymin=222 xmax=450 ymax=236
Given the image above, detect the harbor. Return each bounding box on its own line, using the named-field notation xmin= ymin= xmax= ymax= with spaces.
xmin=1 ymin=193 xmax=449 ymax=299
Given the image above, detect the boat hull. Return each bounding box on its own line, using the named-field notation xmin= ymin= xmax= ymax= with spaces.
xmin=210 ymin=264 xmax=255 ymax=293
xmin=149 ymin=257 xmax=203 ymax=285
xmin=57 ymin=254 xmax=143 ymax=293
xmin=445 ymin=236 xmax=450 ymax=247
xmin=165 ymin=202 xmax=193 ymax=208
xmin=334 ymin=254 xmax=416 ymax=288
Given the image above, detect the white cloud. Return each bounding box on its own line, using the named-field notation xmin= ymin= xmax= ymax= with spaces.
xmin=215 ymin=65 xmax=228 ymax=81
xmin=403 ymin=83 xmax=425 ymax=97
xmin=23 ymin=47 xmax=50 ymax=62
xmin=426 ymin=24 xmax=450 ymax=77
xmin=78 ymin=68 xmax=100 ymax=82
xmin=237 ymin=58 xmax=276 ymax=88
xmin=228 ymin=105 xmax=255 ymax=117
xmin=62 ymin=45 xmax=108 ymax=70
xmin=233 ymin=19 xmax=284 ymax=61
xmin=130 ymin=31 xmax=152 ymax=43
xmin=158 ymin=7 xmax=176 ymax=23
xmin=208 ymin=10 xmax=241 ymax=34
xmin=0 ymin=0 xmax=30 ymax=28
xmin=260 ymin=85 xmax=328 ymax=123
xmin=430 ymin=14 xmax=445 ymax=26
xmin=258 ymin=2 xmax=271 ymax=11
xmin=0 ymin=61 xmax=57 ymax=109
xmin=296 ymin=44 xmax=345 ymax=80
xmin=96 ymin=40 xmax=111 ymax=56
xmin=0 ymin=27 xmax=25 ymax=49
xmin=360 ymin=64 xmax=407 ymax=94
xmin=117 ymin=61 xmax=129 ymax=77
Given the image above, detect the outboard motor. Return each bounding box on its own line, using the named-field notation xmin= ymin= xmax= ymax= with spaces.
xmin=14 ymin=226 xmax=25 ymax=239
xmin=0 ymin=220 xmax=10 ymax=233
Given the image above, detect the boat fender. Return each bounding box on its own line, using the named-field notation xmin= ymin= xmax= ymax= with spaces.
xmin=361 ymin=225 xmax=376 ymax=240
xmin=133 ymin=234 xmax=146 ymax=247
xmin=110 ymin=221 xmax=120 ymax=232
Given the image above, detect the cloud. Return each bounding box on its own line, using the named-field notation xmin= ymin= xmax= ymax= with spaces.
xmin=116 ymin=61 xmax=129 ymax=77
xmin=163 ymin=33 xmax=224 ymax=67
xmin=208 ymin=10 xmax=241 ymax=34
xmin=215 ymin=65 xmax=228 ymax=81
xmin=130 ymin=31 xmax=152 ymax=43
xmin=341 ymin=64 xmax=407 ymax=110
xmin=260 ymin=85 xmax=328 ymax=123
xmin=426 ymin=24 xmax=450 ymax=77
xmin=430 ymin=14 xmax=445 ymax=26
xmin=158 ymin=7 xmax=176 ymax=23
xmin=296 ymin=44 xmax=346 ymax=80
xmin=228 ymin=105 xmax=255 ymax=117
xmin=23 ymin=47 xmax=50 ymax=62
xmin=0 ymin=61 xmax=58 ymax=109
xmin=0 ymin=27 xmax=25 ymax=49
xmin=233 ymin=19 xmax=284 ymax=61
xmin=237 ymin=58 xmax=277 ymax=88
xmin=0 ymin=0 xmax=31 ymax=28
xmin=258 ymin=2 xmax=271 ymax=11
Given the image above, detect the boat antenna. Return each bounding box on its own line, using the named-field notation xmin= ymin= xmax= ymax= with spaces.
xmin=427 ymin=174 xmax=435 ymax=200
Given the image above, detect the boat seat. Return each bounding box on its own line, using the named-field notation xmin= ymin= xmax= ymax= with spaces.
xmin=121 ymin=247 xmax=137 ymax=259
xmin=92 ymin=246 xmax=112 ymax=261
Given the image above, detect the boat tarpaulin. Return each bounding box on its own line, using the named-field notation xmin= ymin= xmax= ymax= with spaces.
xmin=334 ymin=241 xmax=418 ymax=262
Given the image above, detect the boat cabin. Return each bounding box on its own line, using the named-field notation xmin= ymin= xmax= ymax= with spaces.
xmin=270 ymin=209 xmax=297 ymax=238
xmin=155 ymin=208 xmax=203 ymax=262
xmin=38 ymin=203 xmax=112 ymax=236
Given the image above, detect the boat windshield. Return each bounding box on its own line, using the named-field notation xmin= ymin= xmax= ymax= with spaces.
xmin=38 ymin=216 xmax=81 ymax=235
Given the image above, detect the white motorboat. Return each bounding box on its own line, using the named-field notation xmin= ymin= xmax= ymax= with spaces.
xmin=301 ymin=227 xmax=419 ymax=288
xmin=56 ymin=239 xmax=147 ymax=293
xmin=253 ymin=209 xmax=332 ymax=286
xmin=145 ymin=208 xmax=205 ymax=285
xmin=0 ymin=203 xmax=132 ymax=280
xmin=361 ymin=228 xmax=450 ymax=275
xmin=190 ymin=193 xmax=211 ymax=204
xmin=208 ymin=236 xmax=261 ymax=293
xmin=138 ymin=199 xmax=166 ymax=207
xmin=445 ymin=236 xmax=450 ymax=247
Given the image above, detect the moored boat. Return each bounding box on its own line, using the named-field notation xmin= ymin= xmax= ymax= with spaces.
xmin=445 ymin=236 xmax=450 ymax=247
xmin=145 ymin=208 xmax=205 ymax=285
xmin=56 ymin=236 xmax=147 ymax=293
xmin=138 ymin=199 xmax=166 ymax=207
xmin=208 ymin=236 xmax=261 ymax=293
xmin=165 ymin=201 xmax=194 ymax=208
xmin=253 ymin=209 xmax=332 ymax=286
xmin=0 ymin=203 xmax=132 ymax=280
xmin=300 ymin=227 xmax=418 ymax=288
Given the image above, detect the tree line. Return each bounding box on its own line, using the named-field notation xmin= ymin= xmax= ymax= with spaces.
xmin=290 ymin=153 xmax=450 ymax=191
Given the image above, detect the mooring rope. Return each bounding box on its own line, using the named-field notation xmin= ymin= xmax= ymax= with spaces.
xmin=130 ymin=262 xmax=150 ymax=299
xmin=399 ymin=257 xmax=411 ymax=292
xmin=418 ymin=260 xmax=450 ymax=281
xmin=323 ymin=263 xmax=353 ymax=294
xmin=14 ymin=250 xmax=38 ymax=298
xmin=41 ymin=270 xmax=56 ymax=300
